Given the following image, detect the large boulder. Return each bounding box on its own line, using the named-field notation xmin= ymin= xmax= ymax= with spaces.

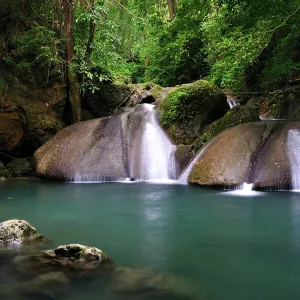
xmin=0 ymin=219 xmax=41 ymax=243
xmin=33 ymin=104 xmax=177 ymax=181
xmin=189 ymin=123 xmax=265 ymax=186
xmin=188 ymin=121 xmax=300 ymax=189
xmin=33 ymin=116 xmax=129 ymax=181
xmin=158 ymin=80 xmax=227 ymax=144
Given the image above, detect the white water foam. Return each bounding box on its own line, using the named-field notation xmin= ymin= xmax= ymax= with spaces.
xmin=222 ymin=182 xmax=264 ymax=196
xmin=227 ymin=99 xmax=237 ymax=109
xmin=287 ymin=129 xmax=300 ymax=191
xmin=139 ymin=104 xmax=177 ymax=181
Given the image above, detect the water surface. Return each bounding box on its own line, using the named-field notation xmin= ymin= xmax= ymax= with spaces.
xmin=1 ymin=179 xmax=300 ymax=299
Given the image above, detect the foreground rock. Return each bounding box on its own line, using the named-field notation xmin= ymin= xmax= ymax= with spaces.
xmin=189 ymin=121 xmax=300 ymax=189
xmin=14 ymin=244 xmax=113 ymax=277
xmin=0 ymin=220 xmax=41 ymax=244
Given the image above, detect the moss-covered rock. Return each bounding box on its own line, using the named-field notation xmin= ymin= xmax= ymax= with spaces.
xmin=6 ymin=158 xmax=33 ymax=177
xmin=83 ymin=82 xmax=131 ymax=118
xmin=192 ymin=104 xmax=260 ymax=152
xmin=14 ymin=244 xmax=113 ymax=278
xmin=0 ymin=219 xmax=41 ymax=244
xmin=158 ymin=80 xmax=227 ymax=144
xmin=260 ymin=86 xmax=300 ymax=120
xmin=0 ymin=162 xmax=10 ymax=178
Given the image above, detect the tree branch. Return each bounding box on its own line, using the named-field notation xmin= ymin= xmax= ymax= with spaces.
xmin=111 ymin=0 xmax=145 ymax=21
xmin=269 ymin=5 xmax=300 ymax=33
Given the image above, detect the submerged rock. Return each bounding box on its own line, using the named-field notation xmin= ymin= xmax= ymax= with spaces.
xmin=112 ymin=267 xmax=196 ymax=299
xmin=188 ymin=121 xmax=300 ymax=189
xmin=14 ymin=244 xmax=113 ymax=277
xmin=0 ymin=220 xmax=41 ymax=244
xmin=17 ymin=271 xmax=70 ymax=294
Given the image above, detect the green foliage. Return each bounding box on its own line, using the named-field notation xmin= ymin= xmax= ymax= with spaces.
xmin=261 ymin=28 xmax=300 ymax=90
xmin=202 ymin=0 xmax=300 ymax=90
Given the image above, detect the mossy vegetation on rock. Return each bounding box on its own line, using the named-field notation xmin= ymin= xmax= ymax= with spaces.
xmin=192 ymin=104 xmax=260 ymax=152
xmin=158 ymin=80 xmax=227 ymax=144
xmin=260 ymin=87 xmax=300 ymax=121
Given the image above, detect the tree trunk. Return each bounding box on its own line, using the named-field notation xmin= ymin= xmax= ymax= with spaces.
xmin=167 ymin=0 xmax=177 ymax=20
xmin=85 ymin=0 xmax=96 ymax=60
xmin=63 ymin=0 xmax=81 ymax=123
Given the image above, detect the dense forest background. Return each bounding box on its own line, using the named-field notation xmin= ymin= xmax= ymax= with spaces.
xmin=1 ymin=0 xmax=299 ymax=93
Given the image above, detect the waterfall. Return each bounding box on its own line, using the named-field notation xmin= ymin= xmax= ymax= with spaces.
xmin=178 ymin=140 xmax=214 ymax=184
xmin=287 ymin=129 xmax=300 ymax=191
xmin=227 ymin=98 xmax=237 ymax=109
xmin=139 ymin=104 xmax=177 ymax=181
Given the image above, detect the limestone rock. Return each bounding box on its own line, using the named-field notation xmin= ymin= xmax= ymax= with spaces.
xmin=0 ymin=219 xmax=41 ymax=243
xmin=33 ymin=116 xmax=129 ymax=181
xmin=188 ymin=121 xmax=300 ymax=189
xmin=189 ymin=123 xmax=265 ymax=186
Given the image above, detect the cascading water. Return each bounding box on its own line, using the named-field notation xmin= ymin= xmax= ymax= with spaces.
xmin=227 ymin=98 xmax=237 ymax=109
xmin=178 ymin=140 xmax=214 ymax=184
xmin=139 ymin=104 xmax=177 ymax=181
xmin=287 ymin=129 xmax=300 ymax=191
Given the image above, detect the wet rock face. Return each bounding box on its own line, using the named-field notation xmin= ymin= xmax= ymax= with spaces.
xmin=33 ymin=117 xmax=129 ymax=181
xmin=189 ymin=122 xmax=265 ymax=186
xmin=188 ymin=121 xmax=300 ymax=189
xmin=0 ymin=112 xmax=23 ymax=152
xmin=0 ymin=220 xmax=41 ymax=243
xmin=0 ymin=71 xmax=66 ymax=156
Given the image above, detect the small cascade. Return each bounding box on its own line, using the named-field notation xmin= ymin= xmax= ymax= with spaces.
xmin=287 ymin=129 xmax=300 ymax=191
xmin=238 ymin=182 xmax=254 ymax=192
xmin=227 ymin=98 xmax=237 ymax=109
xmin=178 ymin=140 xmax=214 ymax=184
xmin=259 ymin=116 xmax=283 ymax=121
xmin=139 ymin=104 xmax=177 ymax=181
